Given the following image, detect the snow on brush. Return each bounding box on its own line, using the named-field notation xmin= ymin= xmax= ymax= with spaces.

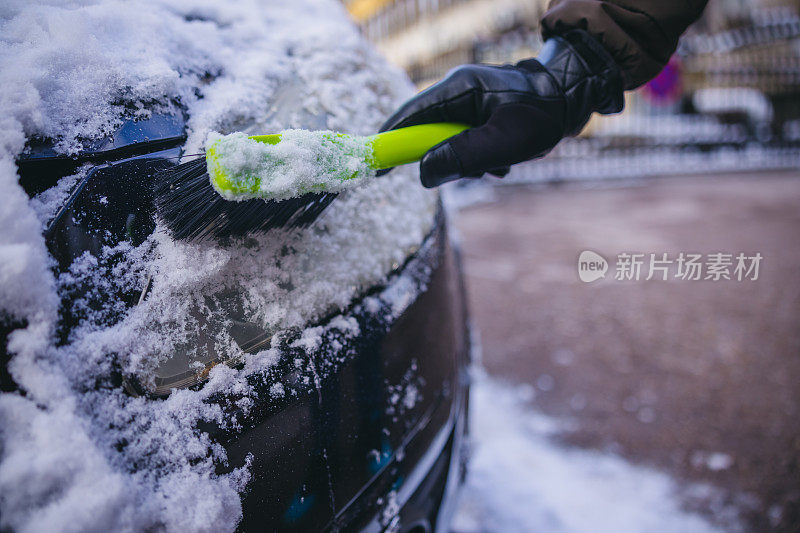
xmin=0 ymin=0 xmax=434 ymax=531
xmin=452 ymin=372 xmax=739 ymax=533
xmin=207 ymin=130 xmax=376 ymax=201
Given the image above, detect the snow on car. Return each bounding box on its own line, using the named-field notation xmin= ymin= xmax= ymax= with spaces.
xmin=0 ymin=1 xmax=469 ymax=531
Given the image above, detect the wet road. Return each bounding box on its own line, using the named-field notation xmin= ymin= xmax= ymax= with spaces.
xmin=453 ymin=171 xmax=800 ymax=532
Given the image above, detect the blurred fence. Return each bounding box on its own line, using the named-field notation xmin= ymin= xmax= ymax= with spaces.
xmin=504 ymin=7 xmax=800 ymax=185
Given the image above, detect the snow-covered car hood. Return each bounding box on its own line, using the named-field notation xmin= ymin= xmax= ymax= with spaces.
xmin=0 ymin=1 xmax=436 ymax=531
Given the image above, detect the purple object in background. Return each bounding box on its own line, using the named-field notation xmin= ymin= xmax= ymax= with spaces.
xmin=642 ymin=57 xmax=683 ymax=104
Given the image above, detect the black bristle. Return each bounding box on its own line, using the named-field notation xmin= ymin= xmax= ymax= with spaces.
xmin=153 ymin=157 xmax=337 ymax=241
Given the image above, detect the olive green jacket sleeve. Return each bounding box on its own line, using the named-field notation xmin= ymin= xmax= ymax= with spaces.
xmin=541 ymin=0 xmax=709 ymax=89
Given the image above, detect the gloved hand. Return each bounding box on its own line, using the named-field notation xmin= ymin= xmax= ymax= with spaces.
xmin=379 ymin=29 xmax=625 ymax=188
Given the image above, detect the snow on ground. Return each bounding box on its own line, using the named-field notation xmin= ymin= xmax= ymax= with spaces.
xmin=0 ymin=1 xmax=435 ymax=531
xmin=452 ymin=371 xmax=738 ymax=533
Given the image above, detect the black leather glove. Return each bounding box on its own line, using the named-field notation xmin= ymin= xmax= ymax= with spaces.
xmin=379 ymin=29 xmax=625 ymax=188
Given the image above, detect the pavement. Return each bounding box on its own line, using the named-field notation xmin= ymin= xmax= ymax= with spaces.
xmin=453 ymin=171 xmax=800 ymax=532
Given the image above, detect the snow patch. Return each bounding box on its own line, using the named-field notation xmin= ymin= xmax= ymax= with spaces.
xmin=452 ymin=371 xmax=739 ymax=533
xmin=692 ymin=451 xmax=735 ymax=472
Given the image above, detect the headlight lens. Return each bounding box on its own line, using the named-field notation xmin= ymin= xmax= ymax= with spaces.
xmin=147 ymin=303 xmax=273 ymax=397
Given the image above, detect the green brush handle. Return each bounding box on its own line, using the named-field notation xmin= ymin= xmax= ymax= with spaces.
xmin=249 ymin=122 xmax=470 ymax=170
xmin=366 ymin=122 xmax=469 ymax=169
xmin=207 ymin=122 xmax=471 ymax=200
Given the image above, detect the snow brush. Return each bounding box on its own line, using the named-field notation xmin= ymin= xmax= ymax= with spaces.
xmin=154 ymin=122 xmax=469 ymax=240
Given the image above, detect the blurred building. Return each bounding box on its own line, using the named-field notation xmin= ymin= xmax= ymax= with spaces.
xmin=344 ymin=0 xmax=547 ymax=87
xmin=344 ymin=0 xmax=800 ymax=104
xmin=680 ymin=7 xmax=800 ymax=124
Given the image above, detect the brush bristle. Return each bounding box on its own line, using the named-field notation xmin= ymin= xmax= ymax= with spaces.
xmin=154 ymin=157 xmax=336 ymax=240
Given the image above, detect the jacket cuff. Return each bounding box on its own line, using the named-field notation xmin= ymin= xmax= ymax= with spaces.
xmin=521 ymin=29 xmax=624 ymax=136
